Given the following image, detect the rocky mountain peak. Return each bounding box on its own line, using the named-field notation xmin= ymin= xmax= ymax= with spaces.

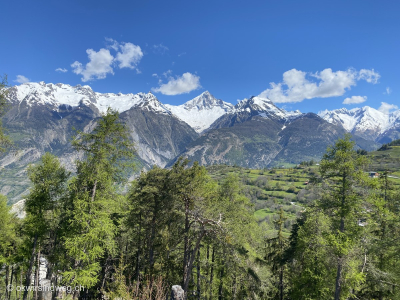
xmin=183 ymin=91 xmax=233 ymax=111
xmin=135 ymin=93 xmax=171 ymax=115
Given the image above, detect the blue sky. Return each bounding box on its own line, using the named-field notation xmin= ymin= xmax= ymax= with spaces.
xmin=1 ymin=0 xmax=399 ymax=113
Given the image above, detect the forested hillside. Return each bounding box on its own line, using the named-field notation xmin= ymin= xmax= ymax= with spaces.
xmin=1 ymin=102 xmax=399 ymax=299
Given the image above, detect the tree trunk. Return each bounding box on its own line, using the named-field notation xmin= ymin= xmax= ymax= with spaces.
xmin=218 ymin=267 xmax=224 ymax=300
xmin=5 ymin=265 xmax=10 ymax=300
xmin=334 ymin=259 xmax=343 ymax=300
xmin=182 ymin=198 xmax=190 ymax=287
xmin=196 ymin=250 xmax=201 ymax=300
xmin=23 ymin=234 xmax=38 ymax=300
xmin=35 ymin=247 xmax=40 ymax=300
xmin=334 ymin=174 xmax=346 ymax=300
xmin=209 ymin=247 xmax=215 ymax=300
xmin=9 ymin=265 xmax=14 ymax=300
xmin=135 ymin=215 xmax=142 ymax=295
xmin=183 ymin=230 xmax=205 ymax=300
xmin=279 ymin=265 xmax=283 ymax=300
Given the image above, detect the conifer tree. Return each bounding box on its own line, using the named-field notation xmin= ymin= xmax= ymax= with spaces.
xmin=61 ymin=108 xmax=134 ymax=296
xmin=361 ymin=171 xmax=400 ymax=299
xmin=319 ymin=134 xmax=369 ymax=300
xmin=22 ymin=153 xmax=68 ymax=300
xmin=265 ymin=207 xmax=288 ymax=300
xmin=0 ymin=194 xmax=19 ymax=299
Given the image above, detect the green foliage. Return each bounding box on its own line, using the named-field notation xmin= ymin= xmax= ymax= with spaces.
xmin=3 ymin=129 xmax=400 ymax=299
xmin=0 ymin=195 xmax=17 ymax=264
xmin=25 ymin=153 xmax=69 ymax=238
xmin=62 ymin=108 xmax=135 ymax=288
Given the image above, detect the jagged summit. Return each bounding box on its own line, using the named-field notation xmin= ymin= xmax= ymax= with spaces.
xmin=165 ymin=91 xmax=234 ymax=133
xmin=7 ymin=82 xmax=170 ymax=114
xmin=233 ymin=96 xmax=302 ymax=121
xmin=182 ymin=91 xmax=231 ymax=111
xmin=235 ymin=96 xmax=286 ymax=118
xmin=319 ymin=106 xmax=400 ymax=142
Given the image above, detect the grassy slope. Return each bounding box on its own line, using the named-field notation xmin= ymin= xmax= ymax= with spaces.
xmin=207 ymin=150 xmax=400 ymax=236
xmin=368 ymin=145 xmax=400 ymax=177
xmin=207 ymin=165 xmax=317 ymax=235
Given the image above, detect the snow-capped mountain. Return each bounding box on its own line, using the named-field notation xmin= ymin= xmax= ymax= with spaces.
xmin=318 ymin=106 xmax=400 ymax=142
xmin=209 ymin=96 xmax=303 ymax=130
xmin=7 ymin=81 xmax=171 ymax=115
xmin=165 ymin=91 xmax=234 ymax=133
xmin=234 ymin=96 xmax=302 ymax=120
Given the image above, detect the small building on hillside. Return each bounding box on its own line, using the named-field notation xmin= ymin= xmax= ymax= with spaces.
xmin=369 ymin=171 xmax=379 ymax=178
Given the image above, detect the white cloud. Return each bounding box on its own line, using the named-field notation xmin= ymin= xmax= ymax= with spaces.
xmin=55 ymin=68 xmax=68 ymax=73
xmin=105 ymin=37 xmax=119 ymax=51
xmin=384 ymin=87 xmax=392 ymax=95
xmin=14 ymin=75 xmax=30 ymax=84
xmin=153 ymin=43 xmax=169 ymax=54
xmin=358 ymin=69 xmax=380 ymax=84
xmin=343 ymin=95 xmax=367 ymax=105
xmin=152 ymin=72 xmax=201 ymax=95
xmin=71 ymin=48 xmax=114 ymax=82
xmin=152 ymin=73 xmax=158 ymax=77
xmin=378 ymin=102 xmax=398 ymax=114
xmin=115 ymin=42 xmax=143 ymax=69
xmin=259 ymin=68 xmax=380 ymax=103
xmin=163 ymin=70 xmax=172 ymax=77
xmin=72 ymin=39 xmax=143 ymax=82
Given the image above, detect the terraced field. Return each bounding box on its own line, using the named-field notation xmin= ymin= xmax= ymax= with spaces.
xmin=207 ymin=164 xmax=316 ymax=234
xmin=207 ymin=154 xmax=400 ymax=235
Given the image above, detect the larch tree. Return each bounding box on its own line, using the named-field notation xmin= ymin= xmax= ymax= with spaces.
xmin=319 ymin=134 xmax=370 ymax=300
xmin=22 ymin=153 xmax=69 ymax=300
xmin=61 ymin=108 xmax=135 ymax=297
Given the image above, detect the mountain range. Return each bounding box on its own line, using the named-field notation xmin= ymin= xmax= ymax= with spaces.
xmin=318 ymin=107 xmax=400 ymax=143
xmin=2 ymin=81 xmax=399 ymax=202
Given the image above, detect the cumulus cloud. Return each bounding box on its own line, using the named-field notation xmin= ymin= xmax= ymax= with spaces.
xmin=358 ymin=69 xmax=380 ymax=84
xmin=71 ymin=48 xmax=114 ymax=82
xmin=55 ymin=68 xmax=68 ymax=73
xmin=115 ymin=43 xmax=143 ymax=69
xmin=14 ymin=75 xmax=30 ymax=84
xmin=378 ymin=102 xmax=398 ymax=114
xmin=72 ymin=39 xmax=143 ymax=82
xmin=343 ymin=95 xmax=367 ymax=105
xmin=152 ymin=72 xmax=201 ymax=95
xmin=259 ymin=68 xmax=380 ymax=103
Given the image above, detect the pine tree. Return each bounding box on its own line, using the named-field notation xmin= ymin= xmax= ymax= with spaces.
xmin=287 ymin=209 xmax=336 ymax=299
xmin=319 ymin=134 xmax=369 ymax=299
xmin=0 ymin=194 xmax=19 ymax=299
xmin=22 ymin=153 xmax=68 ymax=300
xmin=61 ymin=108 xmax=135 ymax=296
xmin=361 ymin=171 xmax=400 ymax=299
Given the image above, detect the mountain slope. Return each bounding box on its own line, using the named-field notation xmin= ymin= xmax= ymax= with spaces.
xmin=169 ymin=100 xmax=376 ymax=168
xmin=165 ymin=91 xmax=234 ymax=133
xmin=319 ymin=106 xmax=400 ymax=143
xmin=209 ymin=96 xmax=302 ymax=130
xmin=1 ymin=82 xmax=198 ymax=203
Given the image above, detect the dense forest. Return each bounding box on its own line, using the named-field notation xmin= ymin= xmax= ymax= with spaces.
xmin=1 ymin=77 xmax=400 ymax=300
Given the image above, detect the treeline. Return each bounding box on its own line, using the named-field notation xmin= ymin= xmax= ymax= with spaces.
xmin=0 ymin=110 xmax=400 ymax=299
xmin=378 ymin=138 xmax=400 ymax=151
xmin=0 ymin=110 xmax=265 ymax=300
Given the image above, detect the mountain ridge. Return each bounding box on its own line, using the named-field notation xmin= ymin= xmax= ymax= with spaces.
xmin=318 ymin=106 xmax=400 ymax=143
